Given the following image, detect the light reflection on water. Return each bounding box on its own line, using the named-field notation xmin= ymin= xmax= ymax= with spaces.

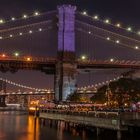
xmin=0 ymin=112 xmax=87 ymax=140
xmin=0 ymin=112 xmax=139 ymax=140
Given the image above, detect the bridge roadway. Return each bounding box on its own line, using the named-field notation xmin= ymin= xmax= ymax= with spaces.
xmin=0 ymin=57 xmax=140 ymax=74
xmin=39 ymin=109 xmax=140 ymax=139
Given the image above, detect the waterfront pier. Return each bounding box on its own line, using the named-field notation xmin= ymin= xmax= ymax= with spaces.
xmin=39 ymin=110 xmax=140 ymax=139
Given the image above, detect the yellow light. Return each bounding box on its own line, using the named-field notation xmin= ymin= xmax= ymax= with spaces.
xmin=34 ymin=11 xmax=39 ymax=16
xmin=116 ymin=40 xmax=120 ymax=44
xmin=0 ymin=36 xmax=3 ymax=39
xmin=10 ymin=34 xmax=13 ymax=37
xmin=93 ymin=15 xmax=98 ymax=20
xmin=107 ymin=37 xmax=110 ymax=40
xmin=0 ymin=19 xmax=4 ymax=24
xmin=23 ymin=14 xmax=28 ymax=19
xmin=82 ymin=11 xmax=87 ymax=15
xmin=26 ymin=57 xmax=32 ymax=61
xmin=135 ymin=46 xmax=139 ymax=50
xmin=110 ymin=58 xmax=114 ymax=62
xmin=14 ymin=52 xmax=19 ymax=57
xmin=116 ymin=23 xmax=121 ymax=27
xmin=124 ymin=103 xmax=128 ymax=106
xmin=105 ymin=19 xmax=110 ymax=24
xmin=11 ymin=17 xmax=15 ymax=21
xmin=29 ymin=107 xmax=36 ymax=111
xmin=81 ymin=55 xmax=87 ymax=60
xmin=127 ymin=27 xmax=132 ymax=31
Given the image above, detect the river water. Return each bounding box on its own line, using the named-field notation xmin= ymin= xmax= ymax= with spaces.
xmin=0 ymin=112 xmax=139 ymax=140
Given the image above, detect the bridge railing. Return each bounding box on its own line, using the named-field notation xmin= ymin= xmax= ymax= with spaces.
xmin=77 ymin=59 xmax=140 ymax=66
xmin=0 ymin=56 xmax=56 ymax=63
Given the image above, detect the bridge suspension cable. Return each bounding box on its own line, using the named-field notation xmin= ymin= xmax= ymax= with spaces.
xmin=78 ymin=75 xmax=123 ymax=91
xmin=76 ymin=28 xmax=140 ymax=51
xmin=0 ymin=77 xmax=51 ymax=92
xmin=77 ymin=11 xmax=140 ymax=36
xmin=0 ymin=10 xmax=56 ymax=26
xmin=0 ymin=25 xmax=52 ymax=40
xmin=0 ymin=19 xmax=53 ymax=34
xmin=76 ymin=20 xmax=140 ymax=51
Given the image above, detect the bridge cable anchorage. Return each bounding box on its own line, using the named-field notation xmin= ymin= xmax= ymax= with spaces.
xmin=0 ymin=10 xmax=56 ymax=26
xmin=77 ymin=11 xmax=140 ymax=36
xmin=76 ymin=20 xmax=140 ymax=44
xmin=0 ymin=77 xmax=52 ymax=92
xmin=76 ymin=28 xmax=140 ymax=51
xmin=78 ymin=75 xmax=123 ymax=91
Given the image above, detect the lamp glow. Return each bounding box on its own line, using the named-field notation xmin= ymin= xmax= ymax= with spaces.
xmin=14 ymin=52 xmax=19 ymax=57
xmin=23 ymin=14 xmax=28 ymax=19
xmin=82 ymin=11 xmax=87 ymax=15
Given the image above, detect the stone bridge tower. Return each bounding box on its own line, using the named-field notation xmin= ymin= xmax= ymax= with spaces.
xmin=55 ymin=5 xmax=77 ymax=101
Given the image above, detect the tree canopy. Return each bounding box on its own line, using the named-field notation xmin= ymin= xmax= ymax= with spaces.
xmin=90 ymin=78 xmax=140 ymax=107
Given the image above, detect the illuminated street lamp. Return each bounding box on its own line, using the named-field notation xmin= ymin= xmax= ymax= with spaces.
xmin=34 ymin=11 xmax=39 ymax=16
xmin=110 ymin=58 xmax=114 ymax=62
xmin=81 ymin=55 xmax=87 ymax=60
xmin=23 ymin=14 xmax=28 ymax=19
xmin=135 ymin=46 xmax=139 ymax=50
xmin=0 ymin=19 xmax=4 ymax=24
xmin=26 ymin=57 xmax=32 ymax=61
xmin=2 ymin=54 xmax=6 ymax=58
xmin=127 ymin=27 xmax=132 ymax=31
xmin=105 ymin=19 xmax=110 ymax=24
xmin=39 ymin=28 xmax=42 ymax=31
xmin=116 ymin=40 xmax=120 ymax=44
xmin=11 ymin=17 xmax=15 ymax=21
xmin=93 ymin=15 xmax=99 ymax=20
xmin=29 ymin=30 xmax=33 ymax=34
xmin=14 ymin=52 xmax=19 ymax=57
xmin=82 ymin=11 xmax=87 ymax=15
xmin=107 ymin=37 xmax=110 ymax=40
xmin=116 ymin=23 xmax=121 ymax=27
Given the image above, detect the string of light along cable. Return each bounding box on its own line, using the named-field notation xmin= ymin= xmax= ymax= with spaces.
xmin=0 ymin=26 xmax=52 ymax=40
xmin=0 ymin=20 xmax=52 ymax=33
xmin=0 ymin=10 xmax=56 ymax=25
xmin=78 ymin=11 xmax=140 ymax=36
xmin=78 ymin=75 xmax=123 ymax=90
xmin=76 ymin=28 xmax=140 ymax=51
xmin=0 ymin=77 xmax=52 ymax=92
xmin=76 ymin=20 xmax=140 ymax=44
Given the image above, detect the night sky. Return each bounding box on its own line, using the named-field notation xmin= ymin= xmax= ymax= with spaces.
xmin=0 ymin=0 xmax=140 ymax=91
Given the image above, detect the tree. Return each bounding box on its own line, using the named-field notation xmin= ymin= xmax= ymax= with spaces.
xmin=90 ymin=78 xmax=140 ymax=107
xmin=67 ymin=91 xmax=81 ymax=102
xmin=90 ymin=93 xmax=106 ymax=104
